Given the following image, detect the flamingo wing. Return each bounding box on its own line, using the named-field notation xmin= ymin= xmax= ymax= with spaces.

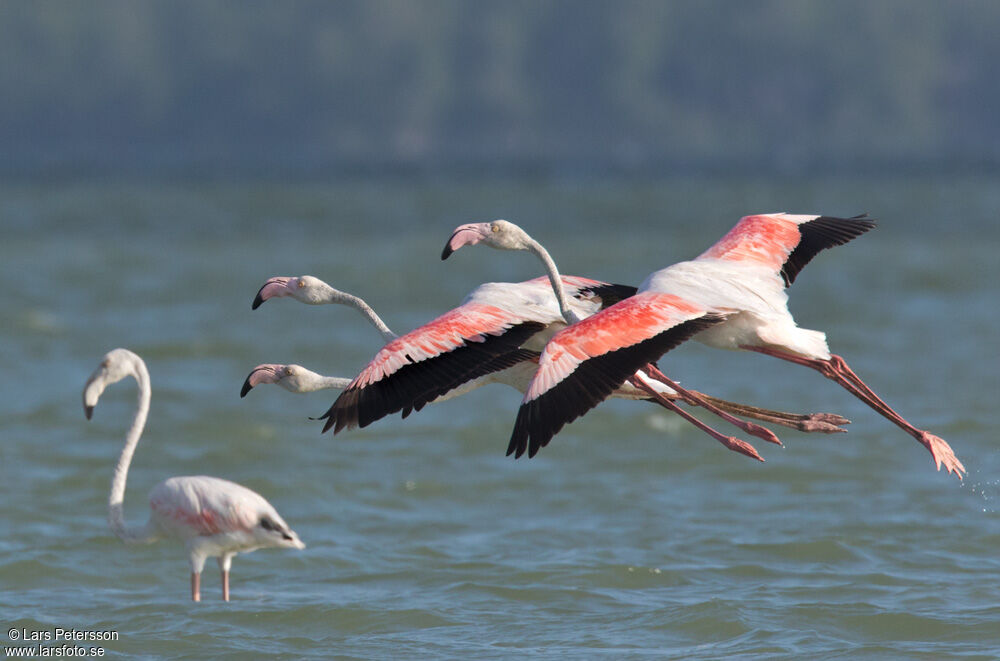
xmin=508 ymin=292 xmax=726 ymax=458
xmin=320 ymin=302 xmax=546 ymax=433
xmin=319 ymin=276 xmax=635 ymax=434
xmin=399 ymin=347 xmax=541 ymax=418
xmin=697 ymin=213 xmax=876 ymax=286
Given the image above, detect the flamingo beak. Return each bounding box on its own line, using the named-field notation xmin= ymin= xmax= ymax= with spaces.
xmin=84 ymin=404 xmax=94 ymax=420
xmin=252 ymin=277 xmax=292 ymax=309
xmin=241 ymin=364 xmax=281 ymax=397
xmin=441 ymin=223 xmax=489 ymax=260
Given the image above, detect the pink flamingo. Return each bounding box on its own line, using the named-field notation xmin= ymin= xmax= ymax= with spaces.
xmin=444 ymin=217 xmax=965 ymax=479
xmin=83 ymin=348 xmax=305 ymax=602
xmin=252 ymin=277 xmax=846 ymax=452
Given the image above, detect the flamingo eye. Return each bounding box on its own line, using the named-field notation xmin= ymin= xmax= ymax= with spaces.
xmin=101 ymin=359 xmax=110 ymax=368
xmin=285 ymin=366 xmax=297 ymax=376
xmin=297 ymin=280 xmax=306 ymax=289
xmin=491 ymin=223 xmax=500 ymax=233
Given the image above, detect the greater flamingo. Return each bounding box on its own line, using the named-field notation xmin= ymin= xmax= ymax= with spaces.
xmin=445 ymin=217 xmax=965 ymax=479
xmin=83 ymin=348 xmax=305 ymax=602
xmin=251 ymin=275 xmax=840 ymax=446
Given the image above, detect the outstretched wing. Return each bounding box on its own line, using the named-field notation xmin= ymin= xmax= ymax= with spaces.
xmin=320 ymin=302 xmax=545 ymax=433
xmin=697 ymin=213 xmax=876 ymax=286
xmin=508 ymin=292 xmax=726 ymax=458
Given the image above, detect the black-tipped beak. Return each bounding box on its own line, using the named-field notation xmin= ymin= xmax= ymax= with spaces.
xmin=441 ymin=241 xmax=455 ymax=260
xmin=240 ymin=377 xmax=254 ymax=398
xmin=84 ymin=405 xmax=94 ymax=420
xmin=251 ymin=287 xmax=266 ymax=310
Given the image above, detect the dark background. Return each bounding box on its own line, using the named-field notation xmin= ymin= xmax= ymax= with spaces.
xmin=4 ymin=0 xmax=999 ymax=179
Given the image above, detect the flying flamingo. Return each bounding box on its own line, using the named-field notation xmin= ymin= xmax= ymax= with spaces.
xmin=441 ymin=220 xmax=848 ymax=457
xmin=83 ymin=348 xmax=305 ymax=602
xmin=443 ymin=217 xmax=965 ymax=479
xmin=241 ymin=361 xmax=541 ymax=403
xmin=250 ymin=276 xmax=843 ymax=448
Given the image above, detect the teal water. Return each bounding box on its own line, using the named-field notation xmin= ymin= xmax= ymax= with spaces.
xmin=1 ymin=177 xmax=998 ymax=659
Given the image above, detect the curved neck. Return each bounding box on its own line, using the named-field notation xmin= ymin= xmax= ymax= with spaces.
xmin=108 ymin=359 xmax=158 ymax=544
xmin=525 ymin=238 xmax=581 ymax=324
xmin=324 ymin=287 xmax=397 ymax=341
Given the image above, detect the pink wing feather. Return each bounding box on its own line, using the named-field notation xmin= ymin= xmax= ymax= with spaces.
xmin=509 ymin=293 xmax=725 ymax=458
xmin=697 ymin=213 xmax=876 ymax=286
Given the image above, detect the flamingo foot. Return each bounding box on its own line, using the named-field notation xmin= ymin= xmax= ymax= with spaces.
xmin=917 ymin=431 xmax=966 ymax=480
xmin=726 ymin=436 xmax=766 ymax=462
xmin=741 ymin=421 xmax=783 ymax=446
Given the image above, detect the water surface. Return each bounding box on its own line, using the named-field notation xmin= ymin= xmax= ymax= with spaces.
xmin=1 ymin=177 xmax=998 ymax=659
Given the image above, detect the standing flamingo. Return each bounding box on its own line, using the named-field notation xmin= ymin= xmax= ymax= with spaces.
xmin=83 ymin=348 xmax=305 ymax=602
xmin=444 ymin=217 xmax=964 ymax=479
xmin=250 ymin=276 xmax=841 ymax=448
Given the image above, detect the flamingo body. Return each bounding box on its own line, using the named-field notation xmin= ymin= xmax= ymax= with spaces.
xmin=147 ymin=476 xmax=299 ymax=567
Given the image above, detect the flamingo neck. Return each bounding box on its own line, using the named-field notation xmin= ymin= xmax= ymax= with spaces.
xmin=525 ymin=238 xmax=582 ymax=324
xmin=318 ymin=375 xmax=353 ymax=390
xmin=299 ymin=374 xmax=353 ymax=392
xmin=108 ymin=358 xmax=158 ymax=544
xmin=324 ymin=288 xmax=396 ymax=341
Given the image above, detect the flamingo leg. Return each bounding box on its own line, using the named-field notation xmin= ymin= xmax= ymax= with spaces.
xmin=642 ymin=365 xmax=783 ymax=446
xmin=191 ymin=572 xmax=201 ymax=602
xmin=629 ymin=376 xmax=764 ymax=462
xmin=740 ymin=346 xmax=966 ymax=479
xmin=219 ymin=553 xmax=234 ymax=602
xmin=692 ymin=391 xmax=850 ymax=433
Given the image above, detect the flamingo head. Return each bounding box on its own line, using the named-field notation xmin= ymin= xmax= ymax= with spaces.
xmin=252 ymin=275 xmax=335 ymax=309
xmin=241 ymin=364 xmax=324 ymax=397
xmin=441 ymin=220 xmax=532 ymax=259
xmin=254 ymin=514 xmax=306 ymax=550
xmin=83 ymin=348 xmax=140 ymax=419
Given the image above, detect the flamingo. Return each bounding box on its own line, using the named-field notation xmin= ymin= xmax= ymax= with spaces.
xmin=83 ymin=348 xmax=305 ymax=602
xmin=242 ymin=364 xmax=352 ymax=396
xmin=252 ymin=276 xmax=846 ymax=453
xmin=441 ymin=220 xmax=849 ymax=457
xmin=240 ymin=361 xmax=543 ymax=403
xmin=444 ymin=217 xmax=965 ymax=480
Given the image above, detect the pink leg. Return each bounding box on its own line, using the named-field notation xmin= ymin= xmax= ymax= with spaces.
xmin=629 ymin=376 xmax=764 ymax=462
xmin=221 ymin=570 xmax=230 ymax=602
xmin=741 ymin=346 xmax=966 ymax=479
xmin=191 ymin=572 xmax=201 ymax=602
xmin=643 ymin=365 xmax=783 ymax=446
xmin=693 ymin=391 xmax=850 ymax=433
